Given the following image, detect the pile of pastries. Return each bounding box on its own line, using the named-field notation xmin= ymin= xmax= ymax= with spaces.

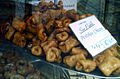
xmin=0 ymin=51 xmax=44 ymax=79
xmin=1 ymin=0 xmax=120 ymax=76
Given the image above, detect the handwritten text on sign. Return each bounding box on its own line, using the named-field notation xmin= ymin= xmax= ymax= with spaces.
xmin=69 ymin=15 xmax=117 ymax=56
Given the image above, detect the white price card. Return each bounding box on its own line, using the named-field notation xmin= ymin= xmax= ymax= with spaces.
xmin=69 ymin=15 xmax=117 ymax=56
xmin=54 ymin=0 xmax=77 ymax=10
xmin=62 ymin=0 xmax=77 ymax=11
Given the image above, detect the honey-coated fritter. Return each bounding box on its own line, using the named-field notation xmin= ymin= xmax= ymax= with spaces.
xmin=98 ymin=56 xmax=120 ymax=76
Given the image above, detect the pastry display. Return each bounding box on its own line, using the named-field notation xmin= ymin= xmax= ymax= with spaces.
xmin=0 ymin=0 xmax=120 ymax=77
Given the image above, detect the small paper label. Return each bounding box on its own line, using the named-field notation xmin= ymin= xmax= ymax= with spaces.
xmin=62 ymin=0 xmax=77 ymax=11
xmin=55 ymin=0 xmax=77 ymax=10
xmin=69 ymin=15 xmax=117 ymax=56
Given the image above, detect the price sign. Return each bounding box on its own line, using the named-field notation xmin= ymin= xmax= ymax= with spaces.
xmin=69 ymin=15 xmax=117 ymax=56
xmin=54 ymin=0 xmax=77 ymax=10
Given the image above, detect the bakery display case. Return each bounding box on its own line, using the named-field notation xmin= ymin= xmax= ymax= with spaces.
xmin=0 ymin=0 xmax=120 ymax=79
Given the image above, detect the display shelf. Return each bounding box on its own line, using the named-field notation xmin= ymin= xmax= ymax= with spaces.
xmin=0 ymin=0 xmax=120 ymax=79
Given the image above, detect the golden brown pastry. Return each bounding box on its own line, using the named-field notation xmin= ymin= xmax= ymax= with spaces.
xmin=55 ymin=20 xmax=63 ymax=28
xmin=79 ymin=14 xmax=87 ymax=19
xmin=63 ymin=19 xmax=71 ymax=27
xmin=26 ymin=26 xmax=37 ymax=34
xmin=31 ymin=45 xmax=42 ymax=56
xmin=71 ymin=47 xmax=88 ymax=56
xmin=56 ymin=31 xmax=69 ymax=41
xmin=75 ymin=61 xmax=83 ymax=71
xmin=98 ymin=56 xmax=120 ymax=76
xmin=5 ymin=27 xmax=15 ymax=40
xmin=46 ymin=47 xmax=61 ymax=62
xmin=103 ymin=45 xmax=119 ymax=57
xmin=41 ymin=39 xmax=58 ymax=53
xmin=76 ymin=59 xmax=96 ymax=72
xmin=94 ymin=45 xmax=119 ymax=65
xmin=79 ymin=14 xmax=93 ymax=19
xmin=12 ymin=17 xmax=26 ymax=32
xmin=94 ymin=54 xmax=105 ymax=66
xmin=75 ymin=53 xmax=86 ymax=60
xmin=86 ymin=13 xmax=93 ymax=17
xmin=63 ymin=53 xmax=86 ymax=68
xmin=65 ymin=37 xmax=79 ymax=48
xmin=55 ymin=27 xmax=71 ymax=33
xmin=63 ymin=55 xmax=76 ymax=67
xmin=32 ymin=12 xmax=41 ymax=24
xmin=26 ymin=17 xmax=37 ymax=34
xmin=59 ymin=37 xmax=79 ymax=53
xmin=13 ymin=32 xmax=26 ymax=47
xmin=37 ymin=23 xmax=48 ymax=42
xmin=26 ymin=15 xmax=41 ymax=34
xmin=45 ymin=19 xmax=55 ymax=34
xmin=59 ymin=42 xmax=67 ymax=53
